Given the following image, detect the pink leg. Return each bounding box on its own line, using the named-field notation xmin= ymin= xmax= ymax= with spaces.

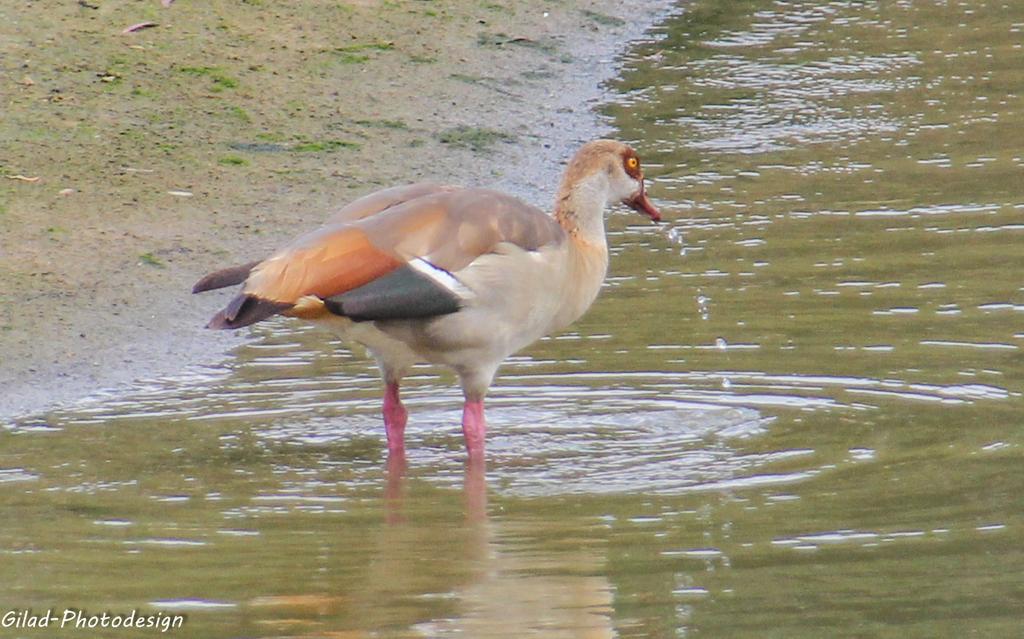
xmin=464 ymin=455 xmax=487 ymax=521
xmin=461 ymin=398 xmax=487 ymax=459
xmin=383 ymin=381 xmax=408 ymax=456
xmin=384 ymin=452 xmax=407 ymax=525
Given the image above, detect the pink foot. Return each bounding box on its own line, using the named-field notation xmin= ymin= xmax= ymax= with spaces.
xmin=461 ymin=398 xmax=486 ymax=459
xmin=383 ymin=381 xmax=408 ymax=456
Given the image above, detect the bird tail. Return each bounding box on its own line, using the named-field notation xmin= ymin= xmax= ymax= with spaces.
xmin=205 ymin=293 xmax=293 ymax=329
xmin=194 ymin=260 xmax=293 ymax=329
xmin=192 ymin=260 xmax=261 ymax=294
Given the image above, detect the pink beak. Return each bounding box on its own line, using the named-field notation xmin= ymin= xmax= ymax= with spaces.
xmin=625 ymin=182 xmax=661 ymax=222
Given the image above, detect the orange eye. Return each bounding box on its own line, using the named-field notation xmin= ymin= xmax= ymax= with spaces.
xmin=626 ymin=157 xmax=639 ymax=171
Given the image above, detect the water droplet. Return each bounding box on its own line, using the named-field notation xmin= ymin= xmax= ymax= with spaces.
xmin=666 ymin=226 xmax=688 ymax=257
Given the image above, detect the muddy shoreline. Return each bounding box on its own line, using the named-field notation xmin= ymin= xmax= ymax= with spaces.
xmin=0 ymin=0 xmax=674 ymax=421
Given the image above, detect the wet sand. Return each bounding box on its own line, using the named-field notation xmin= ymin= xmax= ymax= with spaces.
xmin=0 ymin=0 xmax=672 ymax=419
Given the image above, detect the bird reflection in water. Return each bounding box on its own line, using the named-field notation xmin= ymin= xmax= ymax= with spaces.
xmin=380 ymin=453 xmax=616 ymax=638
xmin=384 ymin=451 xmax=487 ymax=525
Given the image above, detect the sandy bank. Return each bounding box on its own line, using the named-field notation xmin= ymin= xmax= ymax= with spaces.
xmin=0 ymin=0 xmax=673 ymax=420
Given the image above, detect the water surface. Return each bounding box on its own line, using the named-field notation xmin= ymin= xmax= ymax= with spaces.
xmin=3 ymin=1 xmax=1024 ymax=636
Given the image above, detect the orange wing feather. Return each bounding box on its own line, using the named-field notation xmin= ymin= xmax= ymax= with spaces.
xmin=244 ymin=227 xmax=403 ymax=303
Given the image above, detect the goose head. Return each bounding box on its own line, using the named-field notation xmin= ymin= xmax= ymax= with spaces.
xmin=611 ymin=144 xmax=661 ymax=222
xmin=557 ymin=140 xmax=661 ymax=225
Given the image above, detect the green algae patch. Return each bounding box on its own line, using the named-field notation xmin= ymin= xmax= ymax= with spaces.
xmin=437 ymin=126 xmax=516 ymax=153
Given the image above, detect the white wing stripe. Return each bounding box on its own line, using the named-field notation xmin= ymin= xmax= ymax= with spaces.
xmin=409 ymin=258 xmax=474 ymax=300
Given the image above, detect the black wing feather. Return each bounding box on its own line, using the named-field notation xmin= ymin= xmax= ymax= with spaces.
xmin=324 ymin=264 xmax=461 ymax=321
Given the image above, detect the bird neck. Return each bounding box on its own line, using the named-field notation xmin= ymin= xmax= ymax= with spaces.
xmin=554 ymin=172 xmax=610 ymax=247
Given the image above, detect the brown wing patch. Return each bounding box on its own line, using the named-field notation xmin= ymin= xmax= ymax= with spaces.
xmin=324 ymin=182 xmax=459 ymax=226
xmin=360 ymin=189 xmax=566 ymax=272
xmin=244 ymin=227 xmax=404 ymax=304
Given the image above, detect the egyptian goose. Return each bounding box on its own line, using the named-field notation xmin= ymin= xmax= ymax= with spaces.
xmin=193 ymin=139 xmax=661 ymax=459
